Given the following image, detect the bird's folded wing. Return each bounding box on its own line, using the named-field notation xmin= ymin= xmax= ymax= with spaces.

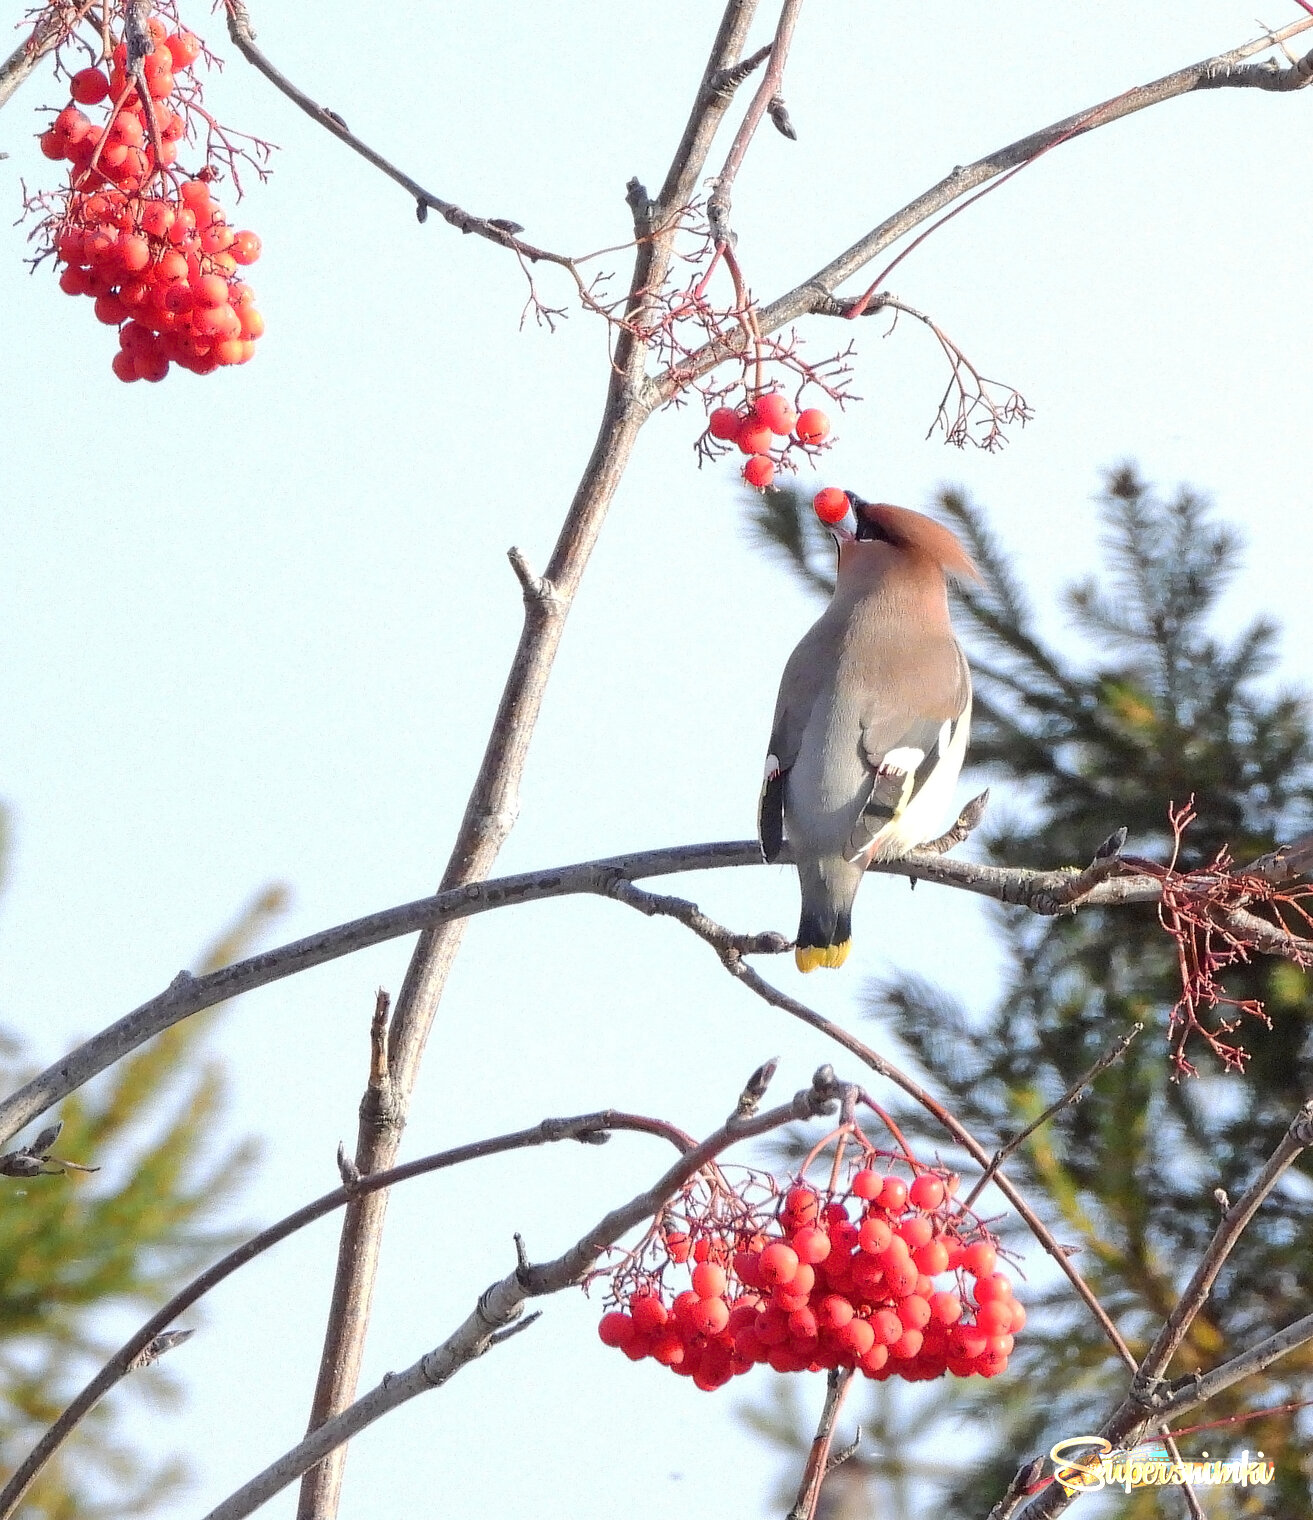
xmin=847 ymin=644 xmax=971 ymax=862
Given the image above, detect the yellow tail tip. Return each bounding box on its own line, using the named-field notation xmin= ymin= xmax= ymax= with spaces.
xmin=795 ymin=940 xmax=851 ymax=972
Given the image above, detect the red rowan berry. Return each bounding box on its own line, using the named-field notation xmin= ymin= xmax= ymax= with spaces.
xmin=795 ymin=407 xmax=831 ymax=444
xmin=973 ymin=1272 xmax=1013 ymax=1304
xmin=598 ymin=1312 xmax=634 ymax=1349
xmin=839 ymin=1317 xmax=876 ymax=1359
xmin=882 ymin=1259 xmax=918 ymax=1297
xmin=70 ymin=67 xmax=111 ymax=105
xmin=814 ymin=1294 xmax=853 ymax=1331
xmin=790 ymin=1225 xmax=831 ymax=1265
xmin=736 ymin=419 xmax=773 ymax=456
xmin=758 ymin=1243 xmax=800 ymax=1288
xmin=889 ymin=1328 xmax=923 ymax=1360
xmin=908 ymin=1174 xmax=946 ymax=1211
xmin=961 ymin=1241 xmax=997 ymax=1277
xmin=783 ymin=1185 xmax=819 ymax=1222
xmin=912 ymin=1239 xmax=950 ymax=1275
xmin=689 ymin=1297 xmax=729 ymax=1337
xmin=134 ymin=350 xmax=169 ymax=382
xmin=858 ymin=1217 xmax=892 ymax=1255
xmin=691 ymin=1262 xmax=727 ymax=1300
xmin=787 ymin=1307 xmax=818 ymax=1342
xmin=230 ymin=230 xmax=261 ymax=265
xmin=743 ymin=454 xmax=775 ymax=488
xmin=870 ymin=1308 xmax=903 ymax=1345
xmin=975 ymin=1300 xmax=1014 ymax=1337
xmin=849 ymin=1167 xmax=880 ymax=1200
xmin=858 ymin=1342 xmax=889 ymax=1376
xmin=929 ymin=1290 xmax=962 ymax=1325
xmin=878 ymin=1177 xmax=908 ymax=1213
xmin=754 ymin=1307 xmax=789 ymax=1346
xmin=896 ymin=1216 xmax=933 ymax=1250
xmin=753 ymin=392 xmax=797 ymax=435
xmin=166 ymin=30 xmax=202 ymax=68
xmin=629 ymin=1294 xmax=667 ymax=1334
xmin=707 ymin=406 xmax=741 ymax=440
xmin=897 ymin=1295 xmax=932 ymax=1331
xmin=651 ymin=1331 xmax=685 ymax=1366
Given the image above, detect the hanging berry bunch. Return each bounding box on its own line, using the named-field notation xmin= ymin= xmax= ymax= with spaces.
xmin=32 ymin=5 xmax=266 ymax=382
xmin=703 ymin=392 xmax=834 ymax=490
xmin=593 ymin=1123 xmax=1022 ymax=1393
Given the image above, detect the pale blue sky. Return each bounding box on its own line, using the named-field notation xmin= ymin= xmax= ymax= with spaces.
xmin=3 ymin=4 xmax=1312 ymax=1516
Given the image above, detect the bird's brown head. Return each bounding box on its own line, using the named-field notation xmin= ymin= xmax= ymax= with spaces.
xmin=832 ymin=494 xmax=982 ymax=585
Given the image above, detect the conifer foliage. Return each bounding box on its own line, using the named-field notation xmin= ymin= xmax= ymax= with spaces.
xmin=0 ymin=814 xmax=284 ymax=1519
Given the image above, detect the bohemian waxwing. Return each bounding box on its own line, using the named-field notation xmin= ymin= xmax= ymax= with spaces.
xmin=759 ymin=493 xmax=980 ymax=971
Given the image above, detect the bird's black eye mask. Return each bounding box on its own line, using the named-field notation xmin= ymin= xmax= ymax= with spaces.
xmin=845 ymin=492 xmax=898 ymax=546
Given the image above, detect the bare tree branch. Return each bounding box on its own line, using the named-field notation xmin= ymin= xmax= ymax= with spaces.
xmin=0 ymin=1108 xmax=683 ymax=1520
xmin=1153 ymin=1309 xmax=1313 ymax=1421
xmin=1131 ymin=1099 xmax=1313 ymax=1398
xmin=7 ymin=824 xmax=1311 ymax=1151
xmin=221 ymin=0 xmax=584 ymax=268
xmin=1013 ymin=1098 xmax=1313 ymax=1520
xmin=0 ymin=3 xmax=80 ymax=111
xmin=290 ymin=6 xmax=766 ymax=1511
xmin=194 ymin=1069 xmax=845 ymax=1520
xmin=706 ymin=0 xmax=805 ymax=246
xmin=654 ymin=17 xmax=1313 ymax=395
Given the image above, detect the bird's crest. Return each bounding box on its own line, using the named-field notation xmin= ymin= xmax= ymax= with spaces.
xmin=857 ymin=501 xmax=982 ymax=584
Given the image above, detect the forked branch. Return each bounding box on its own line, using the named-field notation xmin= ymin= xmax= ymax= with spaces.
xmin=198 ymin=1069 xmax=845 ymax=1520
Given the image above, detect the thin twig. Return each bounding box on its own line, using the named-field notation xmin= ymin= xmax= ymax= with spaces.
xmin=707 ymin=0 xmax=805 ymax=245
xmin=962 ymin=1024 xmax=1142 ymax=1210
xmin=788 ymin=1367 xmax=856 ymax=1520
xmin=222 ymin=0 xmax=575 ymax=268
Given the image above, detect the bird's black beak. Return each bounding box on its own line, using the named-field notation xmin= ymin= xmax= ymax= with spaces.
xmin=826 ymin=490 xmax=862 ymax=545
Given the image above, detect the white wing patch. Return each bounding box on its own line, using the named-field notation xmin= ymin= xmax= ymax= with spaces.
xmin=879 ymin=745 xmax=926 ymax=776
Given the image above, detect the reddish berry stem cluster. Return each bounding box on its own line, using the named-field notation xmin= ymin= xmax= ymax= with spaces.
xmin=706 ymin=393 xmax=833 ymax=489
xmin=39 ymin=17 xmax=264 ymax=381
xmin=597 ymin=1168 xmax=1022 ymax=1393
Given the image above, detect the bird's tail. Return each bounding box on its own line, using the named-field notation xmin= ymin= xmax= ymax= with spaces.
xmin=795 ymin=939 xmax=851 ymax=972
xmin=794 ymin=860 xmax=858 ymax=972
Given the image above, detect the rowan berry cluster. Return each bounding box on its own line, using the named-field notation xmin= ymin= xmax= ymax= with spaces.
xmin=597 ymin=1165 xmax=1022 ymax=1393
xmin=38 ymin=17 xmax=264 ymax=381
xmin=705 ymin=393 xmax=833 ymax=489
